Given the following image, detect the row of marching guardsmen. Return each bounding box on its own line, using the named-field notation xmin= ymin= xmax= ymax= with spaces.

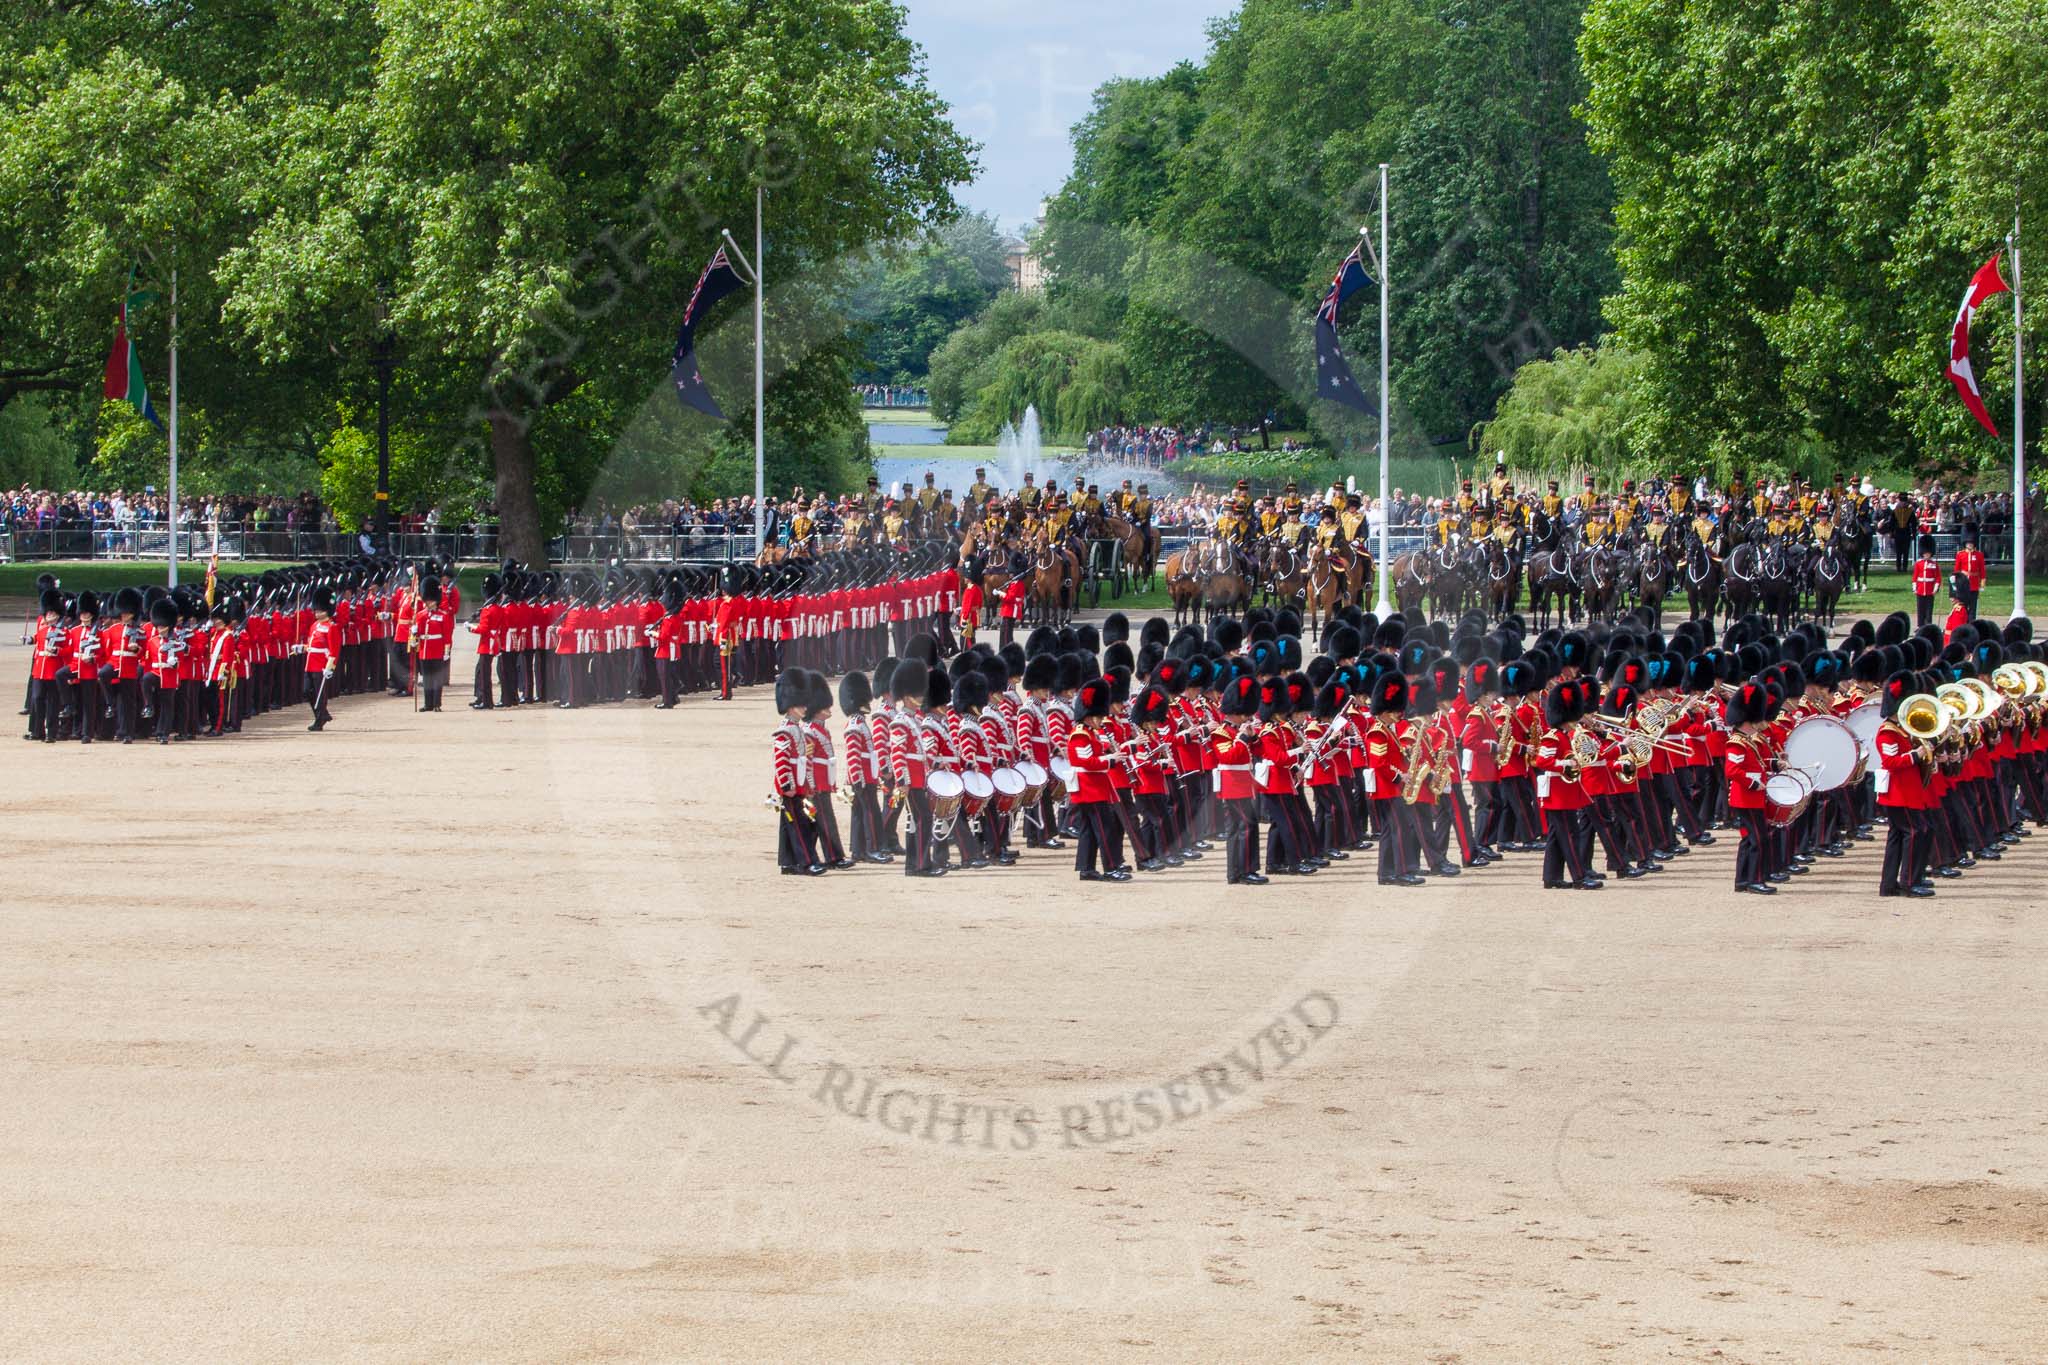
xmin=766 ymin=603 xmax=2048 ymax=897
xmin=22 ymin=565 xmax=464 ymax=743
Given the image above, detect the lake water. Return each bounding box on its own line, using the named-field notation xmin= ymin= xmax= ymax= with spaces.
xmin=866 ymin=422 xmax=950 ymax=446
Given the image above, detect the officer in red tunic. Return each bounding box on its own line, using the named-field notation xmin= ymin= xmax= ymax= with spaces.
xmin=302 ymin=586 xmax=340 ymax=731
xmin=714 ymin=572 xmax=741 ymax=701
xmin=1066 ymin=675 xmax=1126 ymax=882
xmin=1531 ymin=678 xmax=1599 ymax=890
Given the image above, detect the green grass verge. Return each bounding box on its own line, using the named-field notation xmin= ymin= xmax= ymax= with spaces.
xmin=864 ymin=407 xmax=938 ymax=426
xmin=1075 ymin=566 xmax=2037 ymax=627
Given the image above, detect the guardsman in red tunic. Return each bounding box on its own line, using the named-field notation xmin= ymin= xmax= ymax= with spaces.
xmin=773 ymin=667 xmax=825 ymax=875
xmin=1722 ymin=679 xmax=1775 ymax=894
xmin=408 ymin=576 xmax=455 ymax=711
xmin=141 ymin=596 xmax=184 ymax=743
xmin=469 ymin=573 xmax=504 ymax=710
xmin=803 ymin=671 xmax=854 ymax=870
xmin=1458 ymin=660 xmax=1503 ymax=859
xmin=838 ymin=669 xmax=890 ymax=864
xmin=1364 ymin=671 xmax=1421 ymax=886
xmin=103 ymin=586 xmax=146 ymax=743
xmin=302 ymin=586 xmax=340 ymax=731
xmin=887 ymin=659 xmax=945 ymax=878
xmin=1873 ymin=670 xmax=1936 ymax=898
xmin=1531 ymin=679 xmax=1598 ymax=890
xmin=25 ymin=588 xmax=67 ymax=743
xmin=1911 ymin=535 xmax=1942 ymax=628
xmin=1066 ymin=675 xmax=1125 ymax=882
xmin=1212 ymin=673 xmax=1265 ymax=884
xmin=63 ymin=592 xmax=104 ymax=743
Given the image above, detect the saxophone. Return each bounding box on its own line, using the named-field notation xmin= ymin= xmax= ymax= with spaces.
xmin=1491 ymin=701 xmax=1518 ymax=767
xmin=1399 ymin=721 xmax=1433 ymax=804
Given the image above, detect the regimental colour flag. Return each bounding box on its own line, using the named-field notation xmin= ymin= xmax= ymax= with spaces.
xmin=1314 ymin=243 xmax=1377 ymax=416
xmin=103 ymin=296 xmax=162 ymax=430
xmin=671 ymin=244 xmax=747 ymax=420
xmin=1947 ymin=251 xmax=2011 ymax=438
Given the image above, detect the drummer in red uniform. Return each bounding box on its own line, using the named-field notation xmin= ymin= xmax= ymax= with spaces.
xmin=1212 ymin=674 xmax=1265 ymax=885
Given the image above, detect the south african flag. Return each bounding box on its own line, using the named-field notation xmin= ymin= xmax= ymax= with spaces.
xmin=103 ymin=277 xmax=163 ymax=430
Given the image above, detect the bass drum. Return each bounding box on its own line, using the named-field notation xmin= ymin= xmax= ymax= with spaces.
xmin=1763 ymin=769 xmax=1813 ymax=827
xmin=1783 ymin=715 xmax=1861 ymax=792
xmin=992 ymin=767 xmax=1028 ymax=814
xmin=1840 ymin=700 xmax=1882 ymax=762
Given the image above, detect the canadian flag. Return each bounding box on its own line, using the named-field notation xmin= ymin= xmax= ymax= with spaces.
xmin=1948 ymin=251 xmax=2011 ymax=437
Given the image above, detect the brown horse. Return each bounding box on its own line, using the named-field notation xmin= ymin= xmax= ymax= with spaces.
xmin=1027 ymin=541 xmax=1078 ymax=626
xmin=1390 ymin=550 xmax=1432 ymax=619
xmin=1200 ymin=537 xmax=1253 ymax=622
xmin=1164 ymin=547 xmax=1202 ymax=627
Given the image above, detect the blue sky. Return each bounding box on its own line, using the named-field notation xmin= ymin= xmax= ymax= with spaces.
xmin=900 ymin=0 xmax=1238 ymax=233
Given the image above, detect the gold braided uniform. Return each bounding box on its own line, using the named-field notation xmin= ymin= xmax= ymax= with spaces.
xmin=1018 ymin=484 xmax=1042 ymax=510
xmin=1542 ymin=493 xmax=1563 ymax=518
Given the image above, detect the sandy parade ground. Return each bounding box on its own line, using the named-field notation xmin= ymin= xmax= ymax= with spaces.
xmin=4 ymin=604 xmax=2048 ymax=1362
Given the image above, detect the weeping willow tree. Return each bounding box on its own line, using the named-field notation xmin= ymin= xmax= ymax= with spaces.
xmin=958 ymin=330 xmax=1130 ymax=441
xmin=1472 ymin=342 xmax=1648 ymax=477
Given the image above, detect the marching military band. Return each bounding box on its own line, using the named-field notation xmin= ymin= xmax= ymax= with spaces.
xmin=764 ymin=603 xmax=2048 ymax=899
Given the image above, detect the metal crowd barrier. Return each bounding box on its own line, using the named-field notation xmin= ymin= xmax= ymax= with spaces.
xmin=0 ymin=520 xmax=765 ymax=566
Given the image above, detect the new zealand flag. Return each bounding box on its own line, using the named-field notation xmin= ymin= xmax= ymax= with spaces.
xmin=671 ymin=244 xmax=746 ymax=419
xmin=1314 ymin=244 xmax=1377 ymax=416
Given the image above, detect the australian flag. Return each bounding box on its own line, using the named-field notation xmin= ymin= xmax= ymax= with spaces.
xmin=1313 ymin=243 xmax=1377 ymax=416
xmin=671 ymin=244 xmax=746 ymax=419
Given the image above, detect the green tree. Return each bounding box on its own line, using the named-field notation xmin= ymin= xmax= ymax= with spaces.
xmin=217 ymin=0 xmax=974 ymax=564
xmin=1472 ymin=342 xmax=1647 ymax=476
xmin=1580 ymin=0 xmax=1962 ymax=474
xmin=850 ymin=211 xmax=1012 ymax=384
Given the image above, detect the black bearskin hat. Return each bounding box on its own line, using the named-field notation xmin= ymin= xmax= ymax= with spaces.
xmin=1369 ymin=672 xmax=1409 ymax=716
xmin=1075 ymin=677 xmax=1113 ymax=721
xmin=1131 ymin=685 xmax=1171 ymax=727
xmin=838 ymin=670 xmax=872 ymax=714
xmin=775 ymin=667 xmax=811 ymax=715
xmin=1022 ymin=654 xmax=1059 ymax=692
xmin=952 ymin=670 xmax=989 ymax=713
xmin=889 ymin=658 xmax=928 ymax=704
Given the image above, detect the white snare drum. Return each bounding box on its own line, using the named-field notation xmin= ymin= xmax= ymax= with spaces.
xmin=925 ymin=770 xmax=966 ymax=820
xmin=1048 ymin=757 xmax=1076 ymax=798
xmin=992 ymin=767 xmax=1028 ymax=813
xmin=1015 ymin=760 xmax=1048 ymax=805
xmin=1763 ymin=768 xmax=1813 ymax=827
xmin=963 ymin=770 xmax=996 ymax=807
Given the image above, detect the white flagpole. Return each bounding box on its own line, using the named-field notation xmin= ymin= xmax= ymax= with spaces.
xmin=167 ymin=267 xmax=179 ymax=589
xmin=1376 ymin=163 xmax=1393 ymax=617
xmin=754 ymin=184 xmax=766 ymax=554
xmin=2014 ymin=203 xmax=2025 ymax=619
